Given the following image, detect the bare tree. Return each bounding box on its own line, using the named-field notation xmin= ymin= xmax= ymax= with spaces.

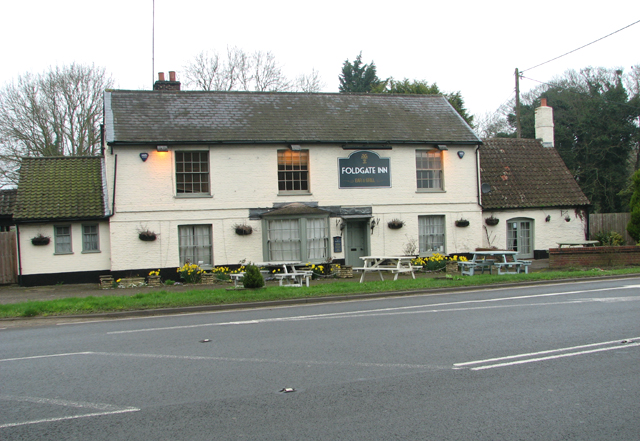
xmin=0 ymin=63 xmax=113 ymax=187
xmin=183 ymin=47 xmax=322 ymax=93
xmin=293 ymin=68 xmax=324 ymax=93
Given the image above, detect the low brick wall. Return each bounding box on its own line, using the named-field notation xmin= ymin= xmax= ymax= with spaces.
xmin=549 ymin=246 xmax=640 ymax=268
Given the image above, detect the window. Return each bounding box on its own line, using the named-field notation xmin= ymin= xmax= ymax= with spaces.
xmin=176 ymin=151 xmax=210 ymax=194
xmin=265 ymin=217 xmax=329 ymax=262
xmin=278 ymin=150 xmax=309 ymax=192
xmin=178 ymin=225 xmax=212 ymax=266
xmin=82 ymin=224 xmax=100 ymax=252
xmin=419 ymin=216 xmax=445 ymax=254
xmin=54 ymin=225 xmax=72 ymax=254
xmin=416 ymin=150 xmax=443 ymax=190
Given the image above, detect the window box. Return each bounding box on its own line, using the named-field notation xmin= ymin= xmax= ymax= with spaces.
xmin=31 ymin=234 xmax=50 ymax=246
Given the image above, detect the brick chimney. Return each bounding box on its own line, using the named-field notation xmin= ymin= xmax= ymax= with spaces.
xmin=153 ymin=71 xmax=181 ymax=91
xmin=535 ymin=98 xmax=554 ymax=147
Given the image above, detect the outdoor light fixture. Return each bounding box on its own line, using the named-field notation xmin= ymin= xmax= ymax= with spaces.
xmin=157 ymin=145 xmax=168 ymax=152
xmin=139 ymin=153 xmax=149 ymax=162
xmin=457 ymin=151 xmax=465 ymax=159
xmin=437 ymin=144 xmax=448 ymax=150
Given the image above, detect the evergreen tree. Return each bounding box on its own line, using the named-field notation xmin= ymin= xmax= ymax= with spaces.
xmin=338 ymin=52 xmax=383 ymax=93
xmin=627 ymin=169 xmax=640 ymax=242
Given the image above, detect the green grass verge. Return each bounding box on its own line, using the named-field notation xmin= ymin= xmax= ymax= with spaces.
xmin=2 ymin=267 xmax=640 ymax=319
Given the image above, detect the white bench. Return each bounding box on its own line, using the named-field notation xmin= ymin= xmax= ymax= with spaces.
xmin=354 ymin=256 xmax=422 ymax=283
xmin=494 ymin=260 xmax=531 ymax=275
xmin=273 ymin=270 xmax=313 ymax=287
xmin=229 ymin=270 xmax=271 ymax=288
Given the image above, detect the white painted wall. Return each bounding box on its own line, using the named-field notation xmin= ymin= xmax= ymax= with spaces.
xmin=103 ymin=142 xmax=493 ymax=270
xmin=481 ymin=208 xmax=586 ymax=251
xmin=18 ymin=222 xmax=111 ymax=275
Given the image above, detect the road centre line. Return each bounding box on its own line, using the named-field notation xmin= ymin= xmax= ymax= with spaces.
xmin=454 ymin=337 xmax=640 ymax=371
xmin=106 ymin=284 xmax=640 ymax=334
xmin=0 ymin=351 xmax=442 ymax=370
xmin=0 ymin=395 xmax=139 ymax=429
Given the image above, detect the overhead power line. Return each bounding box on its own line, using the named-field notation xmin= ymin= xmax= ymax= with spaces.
xmin=522 ymin=19 xmax=640 ymax=73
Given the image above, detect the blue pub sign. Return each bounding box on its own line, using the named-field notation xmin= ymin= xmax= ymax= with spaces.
xmin=338 ymin=150 xmax=391 ymax=188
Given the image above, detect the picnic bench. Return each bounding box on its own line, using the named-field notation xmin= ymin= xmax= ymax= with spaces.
xmin=460 ymin=250 xmax=531 ymax=276
xmin=353 ymin=256 xmax=422 ymax=283
xmin=256 ymin=262 xmax=313 ymax=287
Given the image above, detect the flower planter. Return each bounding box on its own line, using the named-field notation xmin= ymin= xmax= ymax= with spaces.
xmin=485 ymin=217 xmax=499 ymax=226
xmin=139 ymin=231 xmax=157 ymax=241
xmin=201 ymin=273 xmax=215 ymax=284
xmin=31 ymin=235 xmax=50 ymax=245
xmin=331 ymin=264 xmax=353 ymax=278
xmin=446 ymin=261 xmax=460 ymax=274
xmin=147 ymin=275 xmax=162 ymax=287
xmin=234 ymin=225 xmax=252 ymax=236
xmin=387 ymin=220 xmax=404 ymax=229
xmin=455 ymin=220 xmax=470 ymax=227
xmin=118 ymin=277 xmax=146 ymax=288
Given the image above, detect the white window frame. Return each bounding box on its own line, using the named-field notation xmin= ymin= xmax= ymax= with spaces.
xmin=416 ymin=149 xmax=444 ymax=191
xmin=175 ymin=151 xmax=210 ymax=196
xmin=178 ymin=224 xmax=213 ymax=268
xmin=54 ymin=225 xmax=72 ymax=255
xmin=263 ymin=216 xmax=329 ymax=262
xmin=82 ymin=224 xmax=100 ymax=253
xmin=278 ymin=149 xmax=310 ymax=194
xmin=419 ymin=215 xmax=446 ymax=255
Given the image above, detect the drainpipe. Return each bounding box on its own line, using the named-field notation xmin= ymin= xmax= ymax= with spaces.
xmin=476 ymin=145 xmax=482 ymax=207
xmin=112 ymin=155 xmax=118 ymax=215
xmin=16 ymin=225 xmax=22 ymax=285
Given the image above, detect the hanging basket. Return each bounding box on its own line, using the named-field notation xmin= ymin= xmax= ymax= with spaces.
xmin=138 ymin=231 xmax=157 ymax=241
xmin=387 ymin=219 xmax=404 ymax=229
xmin=234 ymin=224 xmax=253 ymax=236
xmin=485 ymin=217 xmax=499 ymax=226
xmin=31 ymin=235 xmax=50 ymax=245
xmin=455 ymin=219 xmax=470 ymax=227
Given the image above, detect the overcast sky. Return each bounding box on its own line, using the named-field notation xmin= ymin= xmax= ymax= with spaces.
xmin=1 ymin=1 xmax=639 ymax=119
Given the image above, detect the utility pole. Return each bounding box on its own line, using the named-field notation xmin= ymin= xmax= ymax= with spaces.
xmin=152 ymin=0 xmax=155 ymax=89
xmin=515 ymin=68 xmax=521 ymax=138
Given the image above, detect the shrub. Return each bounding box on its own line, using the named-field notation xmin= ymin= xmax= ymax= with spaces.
xmin=592 ymin=231 xmax=624 ymax=246
xmin=242 ymin=264 xmax=264 ymax=289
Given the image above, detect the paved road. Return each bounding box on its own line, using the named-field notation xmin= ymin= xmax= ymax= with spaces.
xmin=1 ymin=277 xmax=639 ymax=440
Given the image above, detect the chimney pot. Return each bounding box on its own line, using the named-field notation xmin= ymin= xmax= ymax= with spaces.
xmin=169 ymin=71 xmax=176 ymax=81
xmin=540 ymin=98 xmax=547 ymax=107
xmin=158 ymin=72 xmax=165 ymax=81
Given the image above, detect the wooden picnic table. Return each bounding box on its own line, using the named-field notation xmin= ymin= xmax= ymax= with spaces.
xmin=353 ymin=256 xmax=422 ymax=283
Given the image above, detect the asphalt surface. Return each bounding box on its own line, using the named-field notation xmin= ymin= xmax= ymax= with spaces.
xmin=2 ymin=276 xmax=639 ymax=440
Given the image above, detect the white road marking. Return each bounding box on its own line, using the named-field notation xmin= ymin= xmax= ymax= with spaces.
xmin=0 ymin=395 xmax=139 ymax=429
xmin=0 ymin=351 xmax=442 ymax=370
xmin=106 ymin=284 xmax=640 ymax=334
xmin=454 ymin=337 xmax=640 ymax=370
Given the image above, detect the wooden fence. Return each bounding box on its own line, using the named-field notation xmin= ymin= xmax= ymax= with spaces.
xmin=0 ymin=231 xmax=17 ymax=284
xmin=589 ymin=213 xmax=634 ymax=245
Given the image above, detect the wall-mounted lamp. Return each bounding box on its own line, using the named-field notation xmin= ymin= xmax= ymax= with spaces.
xmin=457 ymin=151 xmax=465 ymax=159
xmin=545 ymin=215 xmax=551 ymax=222
xmin=157 ymin=145 xmax=169 ymax=152
xmin=140 ymin=153 xmax=149 ymax=162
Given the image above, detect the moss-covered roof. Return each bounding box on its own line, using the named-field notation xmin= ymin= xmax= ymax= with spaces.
xmin=480 ymin=138 xmax=590 ymax=210
xmin=14 ymin=157 xmax=107 ymax=222
xmin=0 ymin=189 xmax=17 ymax=217
xmin=105 ymin=91 xmax=481 ymax=145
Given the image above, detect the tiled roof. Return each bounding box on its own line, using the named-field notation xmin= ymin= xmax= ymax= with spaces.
xmin=0 ymin=189 xmax=17 ymax=217
xmin=14 ymin=157 xmax=107 ymax=221
xmin=105 ymin=91 xmax=481 ymax=145
xmin=480 ymin=138 xmax=590 ymax=210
